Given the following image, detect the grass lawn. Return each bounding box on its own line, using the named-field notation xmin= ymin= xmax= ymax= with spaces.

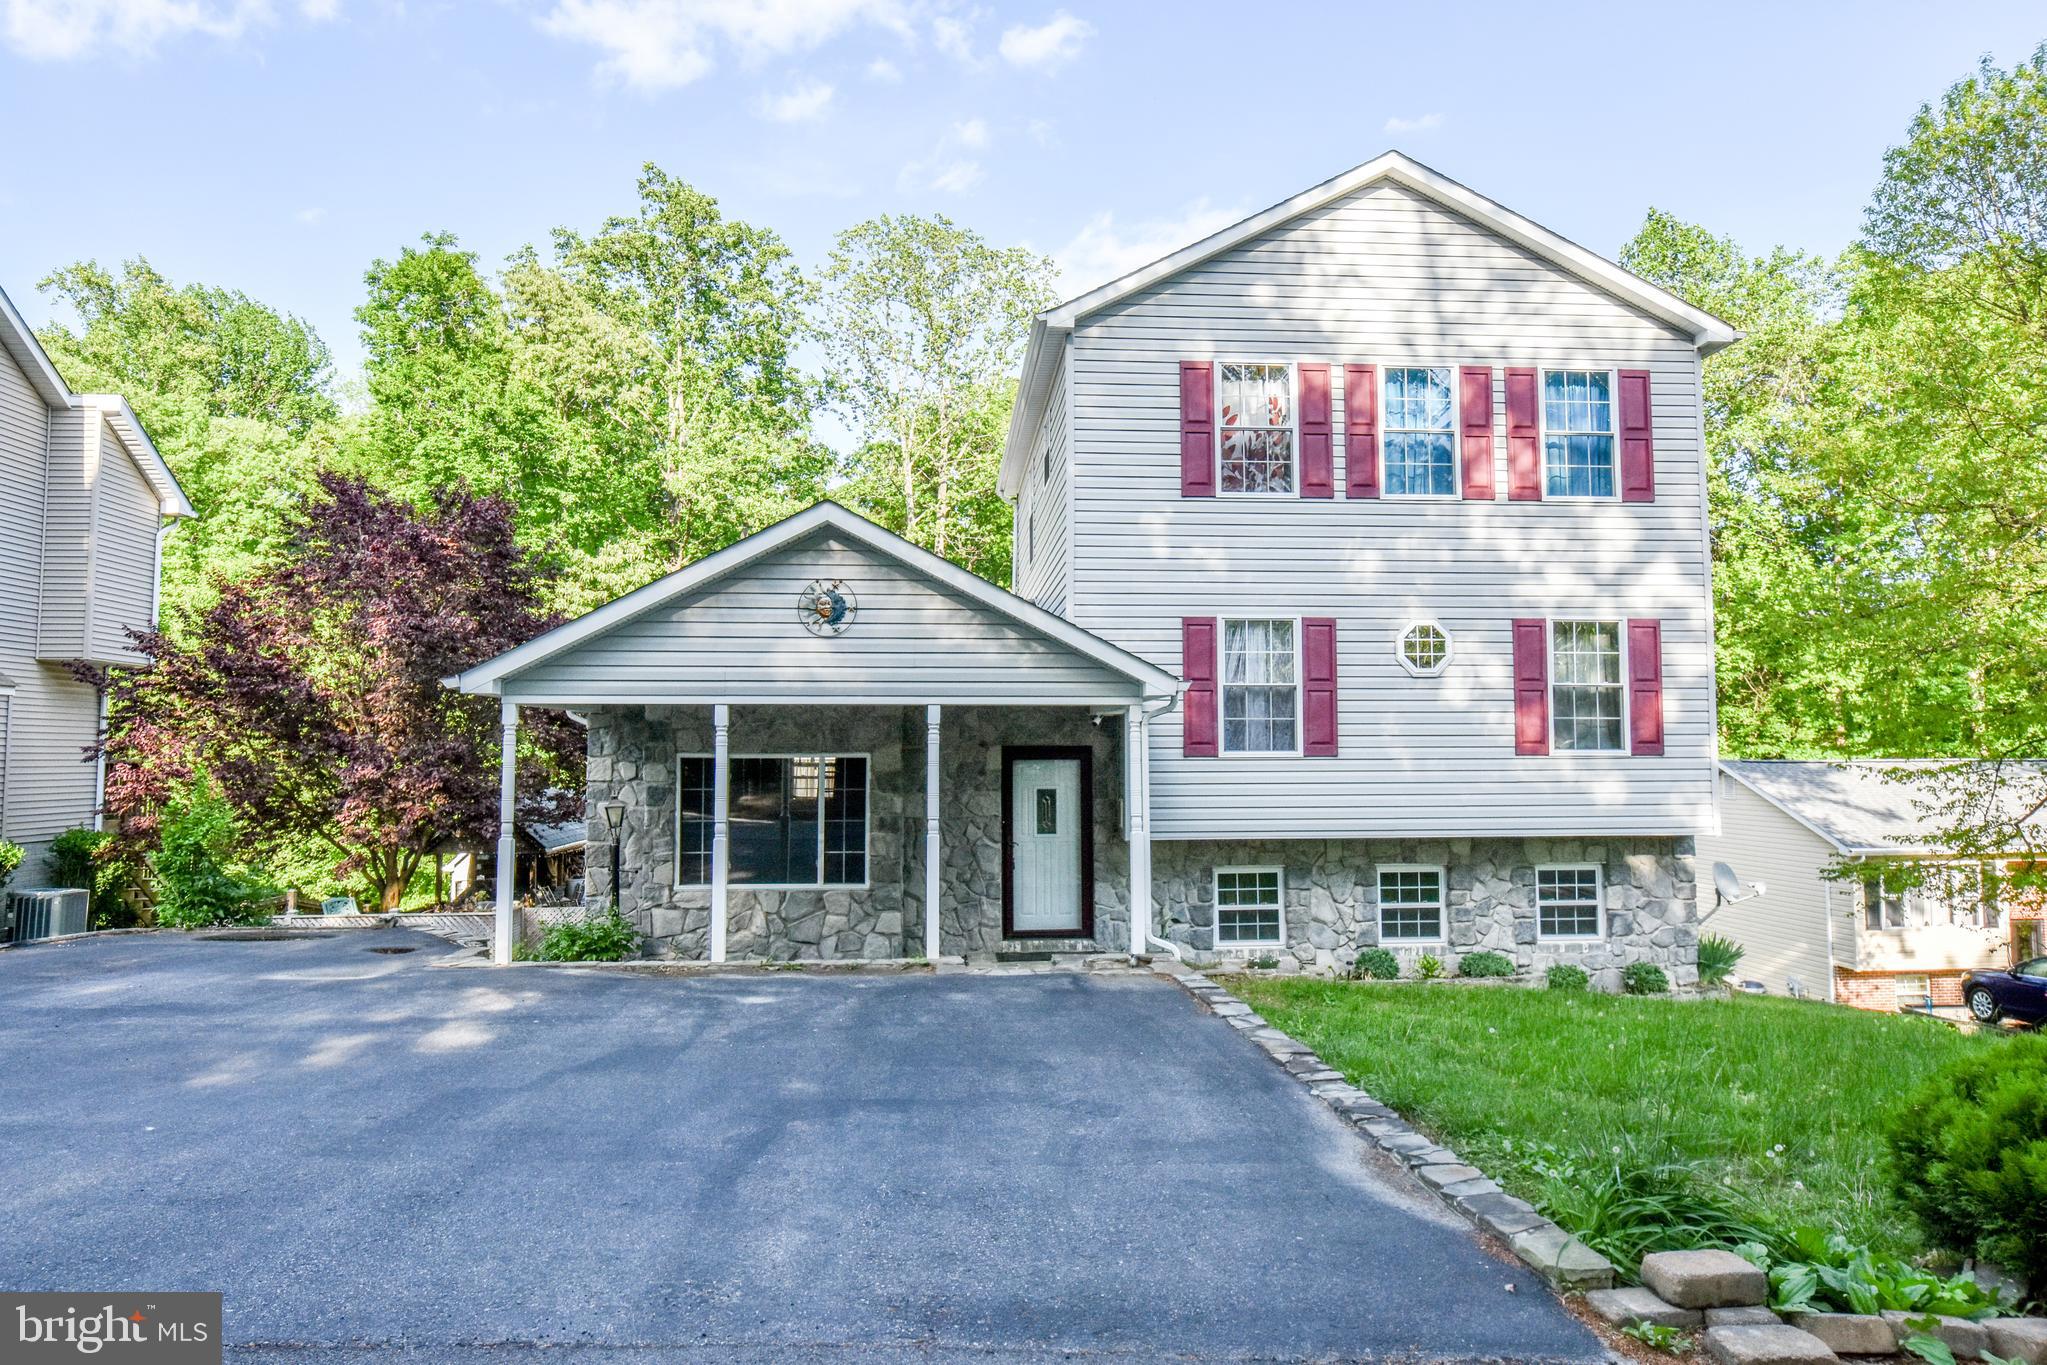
xmin=1225 ymin=977 xmax=1994 ymax=1256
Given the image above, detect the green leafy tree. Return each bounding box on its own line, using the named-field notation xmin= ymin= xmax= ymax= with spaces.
xmin=819 ymin=214 xmax=1055 ymax=579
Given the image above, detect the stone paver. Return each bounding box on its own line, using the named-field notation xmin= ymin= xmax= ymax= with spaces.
xmin=1883 ymin=1311 xmax=1988 ymax=1360
xmin=1583 ymin=1286 xmax=1701 ymax=1330
xmin=1703 ymin=1324 xmax=1839 ymax=1365
xmin=1989 ymin=1318 xmax=2047 ymax=1365
xmin=1783 ymin=1312 xmax=1895 ymax=1356
xmin=1707 ymin=1306 xmax=1785 ymax=1327
xmin=1641 ymin=1249 xmax=1771 ymax=1309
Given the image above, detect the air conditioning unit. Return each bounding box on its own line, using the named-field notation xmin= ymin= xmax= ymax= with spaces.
xmin=3 ymin=889 xmax=90 ymax=943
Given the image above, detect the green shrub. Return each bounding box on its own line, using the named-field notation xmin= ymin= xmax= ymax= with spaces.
xmin=1459 ymin=950 xmax=1514 ymax=978
xmin=1739 ymin=1227 xmax=2009 ymax=1319
xmin=1416 ymin=953 xmax=1445 ymax=980
xmin=1527 ymin=1143 xmax=1769 ymax=1276
xmin=535 ymin=908 xmax=641 ymax=962
xmin=1698 ymin=934 xmax=1746 ymax=986
xmin=150 ymin=782 xmax=273 ymax=929
xmin=1546 ymin=962 xmax=1591 ymax=991
xmin=1887 ymin=1033 xmax=2047 ymax=1287
xmin=49 ymin=828 xmax=138 ymax=929
xmin=1623 ymin=961 xmax=1669 ymax=995
xmin=0 ymin=839 xmax=22 ymax=889
xmin=1352 ymin=947 xmax=1400 ymax=980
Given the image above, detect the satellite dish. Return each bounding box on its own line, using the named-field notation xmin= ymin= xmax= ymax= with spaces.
xmin=1714 ymin=862 xmax=1766 ymax=905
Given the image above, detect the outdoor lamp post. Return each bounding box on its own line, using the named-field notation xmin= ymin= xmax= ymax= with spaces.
xmin=603 ymin=798 xmax=626 ymax=911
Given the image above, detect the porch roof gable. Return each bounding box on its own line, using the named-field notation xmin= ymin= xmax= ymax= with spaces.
xmin=448 ymin=501 xmax=1181 ymax=703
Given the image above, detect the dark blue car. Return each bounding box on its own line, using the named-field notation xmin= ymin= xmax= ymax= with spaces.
xmin=1963 ymin=956 xmax=2047 ymax=1026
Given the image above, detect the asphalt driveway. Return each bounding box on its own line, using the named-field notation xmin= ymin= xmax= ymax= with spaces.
xmin=0 ymin=930 xmax=1601 ymax=1362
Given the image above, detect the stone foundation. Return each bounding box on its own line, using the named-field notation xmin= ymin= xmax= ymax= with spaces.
xmin=583 ymin=704 xmax=1127 ymax=960
xmin=1151 ymin=836 xmax=1699 ymax=988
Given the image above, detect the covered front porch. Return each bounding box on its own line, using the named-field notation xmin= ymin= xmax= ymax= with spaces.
xmin=448 ymin=502 xmax=1181 ymax=966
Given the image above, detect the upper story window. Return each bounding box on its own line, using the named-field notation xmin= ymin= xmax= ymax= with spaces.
xmin=1217 ymin=363 xmax=1294 ymax=495
xmin=1384 ymin=367 xmax=1456 ymax=497
xmin=1550 ymin=621 xmax=1624 ymax=752
xmin=1221 ymin=618 xmax=1298 ymax=754
xmin=1542 ymin=369 xmax=1616 ymax=499
xmin=1862 ymin=864 xmax=1998 ymax=932
xmin=1398 ymin=620 xmax=1451 ymax=677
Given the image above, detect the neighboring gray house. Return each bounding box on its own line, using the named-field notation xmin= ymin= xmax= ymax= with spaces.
xmin=1695 ymin=760 xmax=2043 ymax=1012
xmin=453 ymin=152 xmax=1737 ymax=981
xmin=0 ymin=285 xmax=193 ymax=887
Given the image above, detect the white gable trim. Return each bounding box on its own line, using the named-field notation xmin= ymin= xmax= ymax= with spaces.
xmin=999 ymin=150 xmax=1741 ymax=498
xmin=447 ymin=501 xmax=1182 ymax=699
xmin=1718 ymin=762 xmax=1853 ymax=856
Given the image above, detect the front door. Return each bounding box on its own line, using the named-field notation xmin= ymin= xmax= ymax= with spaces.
xmin=1003 ymin=747 xmax=1093 ymax=938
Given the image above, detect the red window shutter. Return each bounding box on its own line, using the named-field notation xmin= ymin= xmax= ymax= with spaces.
xmin=1618 ymin=368 xmax=1655 ymax=503
xmin=1343 ymin=364 xmax=1378 ymax=499
xmin=1182 ymin=617 xmax=1218 ymax=757
xmin=1512 ymin=618 xmax=1549 ymax=756
xmin=1302 ymin=618 xmax=1338 ymax=756
xmin=1180 ymin=361 xmax=1215 ymax=497
xmin=1459 ymin=366 xmax=1495 ymax=500
xmin=1506 ymin=368 xmax=1541 ymax=501
xmin=1299 ymin=363 xmax=1333 ymax=498
xmin=1628 ymin=618 xmax=1665 ymax=755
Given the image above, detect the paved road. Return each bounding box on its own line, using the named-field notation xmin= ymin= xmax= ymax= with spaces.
xmin=0 ymin=930 xmax=1601 ymax=1362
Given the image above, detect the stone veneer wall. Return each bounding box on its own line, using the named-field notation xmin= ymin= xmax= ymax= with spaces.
xmin=583 ymin=704 xmax=1127 ymax=960
xmin=1150 ymin=837 xmax=1700 ymax=988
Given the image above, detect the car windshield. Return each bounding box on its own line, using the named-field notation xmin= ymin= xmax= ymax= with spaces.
xmin=2019 ymin=957 xmax=2047 ymax=978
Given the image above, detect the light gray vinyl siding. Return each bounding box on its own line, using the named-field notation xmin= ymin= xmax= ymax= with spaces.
xmin=88 ymin=414 xmax=159 ymax=662
xmin=1013 ymin=356 xmax=1071 ymax=613
xmin=0 ymin=348 xmax=100 ymax=844
xmin=1063 ymin=179 xmax=1715 ymax=840
xmin=502 ymin=528 xmax=1143 ymax=706
xmin=1693 ymin=773 xmax=1848 ymax=1000
xmin=36 ymin=406 xmax=88 ymax=660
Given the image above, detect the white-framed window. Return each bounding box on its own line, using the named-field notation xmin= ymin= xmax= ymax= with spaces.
xmin=1377 ymin=865 xmax=1445 ymax=943
xmin=1220 ymin=617 xmax=1300 ymax=755
xmin=1550 ymin=620 xmax=1626 ymax=752
xmin=1397 ymin=620 xmax=1452 ymax=677
xmin=1383 ymin=365 xmax=1457 ymax=497
xmin=1862 ymin=863 xmax=1997 ymax=931
xmin=1540 ymin=369 xmax=1617 ymax=499
xmin=1216 ymin=362 xmax=1295 ymax=495
xmin=1215 ymin=866 xmax=1284 ymax=948
xmin=1536 ymin=865 xmax=1604 ymax=939
xmin=675 ymin=753 xmax=870 ymax=888
xmin=1893 ymin=973 xmax=1932 ymax=1008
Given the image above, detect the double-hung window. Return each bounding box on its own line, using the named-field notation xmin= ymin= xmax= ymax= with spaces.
xmin=1550 ymin=621 xmax=1625 ymax=752
xmin=676 ymin=754 xmax=869 ymax=888
xmin=1215 ymin=867 xmax=1283 ymax=948
xmin=1537 ymin=866 xmax=1603 ymax=939
xmin=1217 ymin=363 xmax=1294 ymax=494
xmin=1377 ymin=866 xmax=1444 ymax=943
xmin=1220 ymin=618 xmax=1298 ymax=754
xmin=1541 ymin=369 xmax=1616 ymax=498
xmin=1383 ymin=366 xmax=1456 ymax=497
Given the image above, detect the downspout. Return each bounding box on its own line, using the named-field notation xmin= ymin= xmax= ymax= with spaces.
xmin=1132 ymin=690 xmax=1183 ymax=962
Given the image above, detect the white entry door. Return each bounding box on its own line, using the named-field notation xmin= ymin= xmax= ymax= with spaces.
xmin=1008 ymin=755 xmax=1085 ymax=934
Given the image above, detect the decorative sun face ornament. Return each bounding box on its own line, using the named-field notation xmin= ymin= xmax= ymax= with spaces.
xmin=799 ymin=579 xmax=855 ymax=635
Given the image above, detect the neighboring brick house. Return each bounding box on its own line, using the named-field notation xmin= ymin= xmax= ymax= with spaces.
xmin=1694 ymin=760 xmax=2046 ymax=1012
xmin=0 ymin=285 xmax=192 ymax=888
xmin=452 ymin=151 xmax=1735 ymax=981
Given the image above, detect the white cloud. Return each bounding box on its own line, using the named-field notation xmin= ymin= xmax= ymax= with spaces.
xmin=539 ymin=0 xmax=911 ymax=93
xmin=1383 ymin=112 xmax=1443 ymax=134
xmin=864 ymin=54 xmax=898 ymax=81
xmin=1054 ymin=198 xmax=1244 ymax=298
xmin=997 ymin=8 xmax=1089 ymax=70
xmin=755 ymin=77 xmax=833 ymax=122
xmin=295 ymin=205 xmax=326 ymax=224
xmin=3 ymin=0 xmax=271 ymax=60
xmin=1026 ymin=116 xmax=1054 ymax=146
xmin=898 ymin=114 xmax=991 ymax=194
xmin=298 ymin=0 xmax=335 ymax=18
xmin=929 ymin=11 xmax=971 ymax=63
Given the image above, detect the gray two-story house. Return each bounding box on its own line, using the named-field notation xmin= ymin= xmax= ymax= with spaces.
xmin=1 ymin=285 xmax=192 ymax=888
xmin=453 ymin=152 xmax=1735 ymax=983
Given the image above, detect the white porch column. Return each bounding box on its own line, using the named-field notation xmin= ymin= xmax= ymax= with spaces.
xmin=1126 ymin=703 xmax=1152 ymax=957
xmin=492 ymin=699 xmax=519 ymax=965
xmin=924 ymin=704 xmax=942 ymax=961
xmin=711 ymin=703 xmax=730 ymax=964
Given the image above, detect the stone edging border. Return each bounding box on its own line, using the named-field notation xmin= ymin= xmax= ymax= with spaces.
xmin=1160 ymin=964 xmax=1617 ymax=1293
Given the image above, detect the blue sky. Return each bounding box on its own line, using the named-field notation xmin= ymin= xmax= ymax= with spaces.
xmin=2 ymin=0 xmax=2042 ymax=394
